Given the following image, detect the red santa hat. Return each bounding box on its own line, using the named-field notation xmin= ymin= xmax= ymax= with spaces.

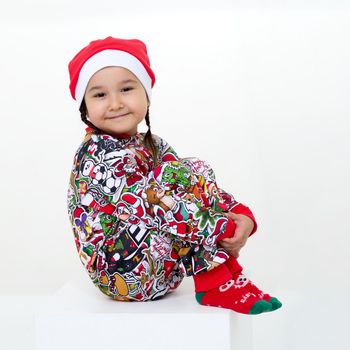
xmin=68 ymin=36 xmax=156 ymax=107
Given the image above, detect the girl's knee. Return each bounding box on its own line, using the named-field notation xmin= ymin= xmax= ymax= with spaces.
xmin=151 ymin=160 xmax=195 ymax=187
xmin=181 ymin=157 xmax=216 ymax=182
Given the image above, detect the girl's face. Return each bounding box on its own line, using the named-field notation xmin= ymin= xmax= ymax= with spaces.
xmin=84 ymin=66 xmax=149 ymax=136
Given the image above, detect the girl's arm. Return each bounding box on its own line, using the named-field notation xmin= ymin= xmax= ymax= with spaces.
xmin=67 ymin=200 xmax=118 ymax=277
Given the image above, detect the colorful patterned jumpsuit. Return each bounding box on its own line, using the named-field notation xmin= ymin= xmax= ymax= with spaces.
xmin=67 ymin=127 xmax=256 ymax=301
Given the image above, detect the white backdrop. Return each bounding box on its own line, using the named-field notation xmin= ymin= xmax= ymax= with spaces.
xmin=1 ymin=1 xmax=349 ymax=348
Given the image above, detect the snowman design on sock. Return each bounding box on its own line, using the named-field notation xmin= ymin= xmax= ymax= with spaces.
xmin=219 ymin=274 xmax=249 ymax=292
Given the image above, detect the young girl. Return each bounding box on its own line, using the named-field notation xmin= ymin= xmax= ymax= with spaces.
xmin=66 ymin=36 xmax=282 ymax=315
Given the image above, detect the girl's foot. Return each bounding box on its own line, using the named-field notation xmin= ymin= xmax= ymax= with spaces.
xmin=225 ymin=257 xmax=282 ymax=311
xmin=195 ymin=278 xmax=273 ymax=315
xmin=238 ymin=274 xmax=282 ymax=311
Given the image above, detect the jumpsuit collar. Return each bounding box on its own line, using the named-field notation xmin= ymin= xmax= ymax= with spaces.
xmin=85 ymin=126 xmax=140 ymax=141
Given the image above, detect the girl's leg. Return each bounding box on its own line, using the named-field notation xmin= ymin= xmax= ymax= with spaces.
xmin=191 ymin=236 xmax=273 ymax=315
xmin=167 ymin=236 xmax=273 ymax=314
xmin=178 ymin=157 xmax=281 ymax=312
xmin=94 ymin=158 xmax=230 ymax=302
xmin=180 ymin=157 xmax=238 ymax=212
xmin=225 ymin=257 xmax=282 ymax=311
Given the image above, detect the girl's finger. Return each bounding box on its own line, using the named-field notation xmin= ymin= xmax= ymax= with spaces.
xmin=222 ymin=237 xmax=240 ymax=244
xmin=227 ymin=212 xmax=243 ymax=221
xmin=231 ymin=228 xmax=245 ymax=240
xmin=220 ymin=244 xmax=242 ymax=253
xmin=232 ymin=251 xmax=239 ymax=258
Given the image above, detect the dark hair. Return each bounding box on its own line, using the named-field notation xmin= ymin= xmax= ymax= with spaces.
xmin=79 ymin=99 xmax=159 ymax=167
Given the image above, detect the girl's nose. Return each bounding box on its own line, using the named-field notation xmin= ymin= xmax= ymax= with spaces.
xmin=108 ymin=94 xmax=124 ymax=110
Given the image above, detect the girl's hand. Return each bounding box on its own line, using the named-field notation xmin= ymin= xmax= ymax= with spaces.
xmin=218 ymin=212 xmax=255 ymax=258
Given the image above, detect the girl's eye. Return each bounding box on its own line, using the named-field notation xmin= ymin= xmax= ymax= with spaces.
xmin=121 ymin=86 xmax=133 ymax=92
xmin=93 ymin=93 xmax=105 ymax=98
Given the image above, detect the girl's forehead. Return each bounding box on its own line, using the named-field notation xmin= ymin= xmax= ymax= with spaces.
xmin=89 ymin=66 xmax=139 ymax=84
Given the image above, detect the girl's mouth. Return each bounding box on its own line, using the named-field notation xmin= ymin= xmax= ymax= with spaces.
xmin=108 ymin=113 xmax=129 ymax=119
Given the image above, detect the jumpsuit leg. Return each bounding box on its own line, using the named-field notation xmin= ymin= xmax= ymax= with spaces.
xmin=181 ymin=157 xmax=238 ymax=213
xmin=148 ymin=157 xmax=236 ymax=282
xmin=93 ymin=158 xmax=235 ymax=300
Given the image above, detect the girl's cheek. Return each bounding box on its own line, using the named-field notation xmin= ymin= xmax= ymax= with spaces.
xmin=92 ymin=102 xmax=106 ymax=113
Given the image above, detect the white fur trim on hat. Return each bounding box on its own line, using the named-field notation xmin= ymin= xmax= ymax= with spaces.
xmin=75 ymin=49 xmax=152 ymax=106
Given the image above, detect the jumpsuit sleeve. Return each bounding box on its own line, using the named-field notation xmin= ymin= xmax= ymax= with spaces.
xmin=230 ymin=203 xmax=258 ymax=236
xmin=216 ymin=187 xmax=258 ymax=236
xmin=73 ymin=134 xmax=231 ymax=247
xmin=68 ymin=141 xmax=121 ymax=276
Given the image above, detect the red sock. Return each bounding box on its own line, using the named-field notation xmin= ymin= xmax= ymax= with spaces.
xmin=193 ymin=262 xmax=272 ymax=315
xmin=225 ymin=256 xmax=272 ymax=301
xmin=192 ymin=211 xmax=273 ymax=314
xmin=217 ymin=209 xmax=281 ymax=310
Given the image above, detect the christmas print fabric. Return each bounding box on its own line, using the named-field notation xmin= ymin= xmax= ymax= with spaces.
xmin=67 ymin=128 xmax=240 ymax=301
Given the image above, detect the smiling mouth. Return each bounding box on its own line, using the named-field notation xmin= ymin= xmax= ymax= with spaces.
xmin=108 ymin=113 xmax=129 ymax=119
